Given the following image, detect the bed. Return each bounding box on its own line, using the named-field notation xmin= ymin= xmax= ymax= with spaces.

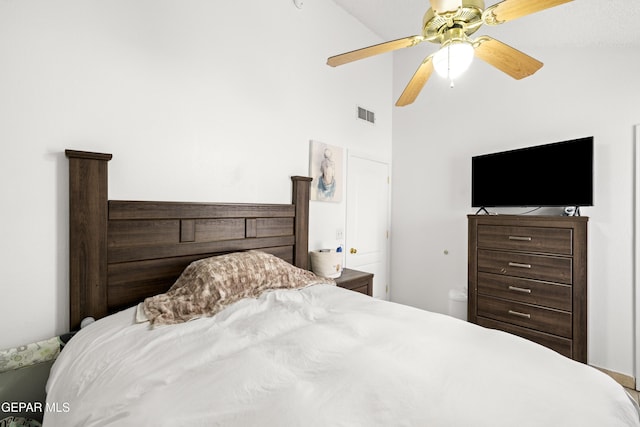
xmin=43 ymin=150 xmax=640 ymax=426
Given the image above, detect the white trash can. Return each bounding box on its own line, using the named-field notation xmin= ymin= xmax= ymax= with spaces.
xmin=448 ymin=288 xmax=468 ymax=321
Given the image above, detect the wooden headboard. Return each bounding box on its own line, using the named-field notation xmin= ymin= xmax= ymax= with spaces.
xmin=66 ymin=150 xmax=312 ymax=331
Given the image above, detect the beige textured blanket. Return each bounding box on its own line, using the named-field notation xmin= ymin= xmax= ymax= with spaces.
xmin=142 ymin=250 xmax=333 ymax=325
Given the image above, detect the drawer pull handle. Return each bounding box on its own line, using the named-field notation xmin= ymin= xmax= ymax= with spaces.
xmin=509 ymin=235 xmax=532 ymax=241
xmin=508 ymin=310 xmax=531 ymax=319
xmin=508 ymin=262 xmax=532 ymax=269
xmin=508 ymin=285 xmax=532 ymax=294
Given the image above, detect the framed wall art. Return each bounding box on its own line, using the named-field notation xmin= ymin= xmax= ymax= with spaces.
xmin=309 ymin=140 xmax=343 ymax=202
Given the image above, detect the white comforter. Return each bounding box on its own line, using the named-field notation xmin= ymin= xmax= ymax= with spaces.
xmin=45 ymin=285 xmax=640 ymax=426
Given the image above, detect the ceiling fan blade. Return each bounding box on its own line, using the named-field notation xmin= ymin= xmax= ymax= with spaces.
xmin=474 ymin=36 xmax=543 ymax=80
xmin=430 ymin=0 xmax=462 ymax=14
xmin=327 ymin=35 xmax=425 ymax=67
xmin=395 ymin=57 xmax=434 ymax=107
xmin=484 ymin=0 xmax=573 ymax=24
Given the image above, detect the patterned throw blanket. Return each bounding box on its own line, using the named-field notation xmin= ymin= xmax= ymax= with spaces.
xmin=142 ymin=250 xmax=334 ymax=325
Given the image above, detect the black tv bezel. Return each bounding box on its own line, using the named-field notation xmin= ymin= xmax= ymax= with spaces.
xmin=471 ymin=137 xmax=594 ymax=208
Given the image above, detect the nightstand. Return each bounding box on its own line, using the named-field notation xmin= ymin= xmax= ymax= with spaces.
xmin=335 ymin=268 xmax=373 ymax=296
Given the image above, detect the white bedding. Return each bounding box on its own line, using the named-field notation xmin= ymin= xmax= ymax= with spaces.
xmin=45 ymin=285 xmax=640 ymax=426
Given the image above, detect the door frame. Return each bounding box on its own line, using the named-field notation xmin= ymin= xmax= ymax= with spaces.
xmin=634 ymin=124 xmax=640 ymax=390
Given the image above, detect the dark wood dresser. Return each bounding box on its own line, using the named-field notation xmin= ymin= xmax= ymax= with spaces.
xmin=335 ymin=268 xmax=373 ymax=296
xmin=468 ymin=215 xmax=588 ymax=362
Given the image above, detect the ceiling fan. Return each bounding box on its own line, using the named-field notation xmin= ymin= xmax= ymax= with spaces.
xmin=327 ymin=0 xmax=573 ymax=106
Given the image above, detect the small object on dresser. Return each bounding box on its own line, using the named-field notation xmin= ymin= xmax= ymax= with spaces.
xmin=309 ymin=250 xmax=342 ymax=278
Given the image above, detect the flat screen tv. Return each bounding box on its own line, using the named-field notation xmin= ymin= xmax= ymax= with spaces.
xmin=471 ymin=137 xmax=593 ymax=208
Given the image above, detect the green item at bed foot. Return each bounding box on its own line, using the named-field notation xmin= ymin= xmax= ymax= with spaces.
xmin=0 ymin=416 xmax=42 ymax=427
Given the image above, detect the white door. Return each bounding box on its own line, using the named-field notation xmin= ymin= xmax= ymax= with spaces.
xmin=346 ymin=155 xmax=390 ymax=299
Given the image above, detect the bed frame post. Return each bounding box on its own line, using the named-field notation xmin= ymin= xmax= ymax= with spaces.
xmin=291 ymin=176 xmax=312 ymax=270
xmin=66 ymin=150 xmax=112 ymax=331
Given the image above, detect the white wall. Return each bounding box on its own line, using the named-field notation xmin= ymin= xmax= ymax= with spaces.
xmin=0 ymin=0 xmax=392 ymax=350
xmin=391 ymin=43 xmax=640 ymax=376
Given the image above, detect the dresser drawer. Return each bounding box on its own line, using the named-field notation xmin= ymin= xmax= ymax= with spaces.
xmin=477 ymin=317 xmax=572 ymax=358
xmin=477 ymin=295 xmax=572 ymax=338
xmin=477 ymin=225 xmax=573 ymax=255
xmin=478 ymin=249 xmax=572 ymax=284
xmin=477 ymin=272 xmax=572 ymax=311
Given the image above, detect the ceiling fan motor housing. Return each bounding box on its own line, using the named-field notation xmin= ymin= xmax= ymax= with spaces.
xmin=423 ymin=0 xmax=485 ymax=43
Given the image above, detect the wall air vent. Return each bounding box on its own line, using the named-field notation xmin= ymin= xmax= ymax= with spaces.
xmin=357 ymin=106 xmax=375 ymax=124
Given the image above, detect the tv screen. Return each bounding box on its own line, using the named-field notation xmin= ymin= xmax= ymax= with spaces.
xmin=471 ymin=137 xmax=594 ymax=208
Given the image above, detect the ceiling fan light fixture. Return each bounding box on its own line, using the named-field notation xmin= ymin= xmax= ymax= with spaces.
xmin=327 ymin=0 xmax=573 ymax=106
xmin=433 ymin=40 xmax=474 ymax=80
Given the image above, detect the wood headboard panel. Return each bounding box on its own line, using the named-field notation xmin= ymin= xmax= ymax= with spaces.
xmin=66 ymin=150 xmax=312 ymax=330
